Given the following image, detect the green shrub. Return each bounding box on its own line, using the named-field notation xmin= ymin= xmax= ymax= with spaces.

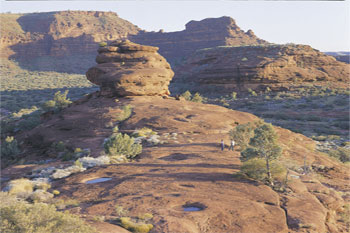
xmin=11 ymin=106 xmax=39 ymax=120
xmin=0 ymin=192 xmax=96 ymax=233
xmin=328 ymin=148 xmax=350 ymax=163
xmin=132 ymin=127 xmax=156 ymax=137
xmin=52 ymin=141 xmax=66 ymax=152
xmin=240 ymin=158 xmax=286 ymax=182
xmin=119 ymin=217 xmax=153 ymax=233
xmin=247 ymin=88 xmax=257 ymax=96
xmin=1 ymin=136 xmax=20 ymax=159
xmin=42 ymin=90 xmax=72 ymax=112
xmin=99 ymin=42 xmax=107 ymax=47
xmin=104 ymin=133 xmax=142 ymax=159
xmin=231 ymin=92 xmax=237 ymax=100
xmin=180 ymin=90 xmax=192 ymax=101
xmin=116 ymin=105 xmax=133 ymax=122
xmin=191 ymin=92 xmax=203 ymax=103
xmin=138 ymin=213 xmax=153 ymax=221
xmin=7 ymin=178 xmax=33 ymax=196
xmin=115 ymin=204 xmax=128 ymax=217
xmin=229 ymin=122 xmax=256 ymax=151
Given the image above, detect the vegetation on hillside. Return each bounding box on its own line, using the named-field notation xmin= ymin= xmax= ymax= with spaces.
xmin=0 ymin=192 xmax=96 ymax=233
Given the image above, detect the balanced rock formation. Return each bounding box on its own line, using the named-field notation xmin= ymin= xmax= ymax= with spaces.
xmin=86 ymin=40 xmax=174 ymax=97
xmin=172 ymin=44 xmax=350 ymax=94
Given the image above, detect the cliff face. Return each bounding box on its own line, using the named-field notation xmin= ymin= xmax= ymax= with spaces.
xmin=131 ymin=16 xmax=268 ymax=64
xmin=172 ymin=44 xmax=350 ymax=94
xmin=0 ymin=11 xmax=140 ymax=73
xmin=0 ymin=13 xmax=267 ymax=73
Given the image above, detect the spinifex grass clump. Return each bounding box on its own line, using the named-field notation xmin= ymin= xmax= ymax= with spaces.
xmin=104 ymin=133 xmax=142 ymax=160
xmin=0 ymin=192 xmax=96 ymax=233
xmin=115 ymin=105 xmax=133 ymax=122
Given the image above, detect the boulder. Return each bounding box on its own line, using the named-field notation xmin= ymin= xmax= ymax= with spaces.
xmin=86 ymin=40 xmax=174 ymax=97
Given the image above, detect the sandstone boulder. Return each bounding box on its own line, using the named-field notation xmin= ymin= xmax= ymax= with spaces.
xmin=86 ymin=40 xmax=174 ymax=97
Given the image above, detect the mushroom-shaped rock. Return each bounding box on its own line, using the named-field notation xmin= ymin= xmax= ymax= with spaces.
xmin=86 ymin=39 xmax=174 ymax=97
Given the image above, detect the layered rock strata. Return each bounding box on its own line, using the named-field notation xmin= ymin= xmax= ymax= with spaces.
xmin=173 ymin=44 xmax=350 ymax=93
xmin=131 ymin=16 xmax=268 ymax=63
xmin=86 ymin=40 xmax=174 ymax=97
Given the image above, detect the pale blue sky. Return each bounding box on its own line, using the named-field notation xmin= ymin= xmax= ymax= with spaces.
xmin=1 ymin=1 xmax=349 ymax=52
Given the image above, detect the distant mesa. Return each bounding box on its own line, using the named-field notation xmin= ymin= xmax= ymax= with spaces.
xmin=86 ymin=39 xmax=174 ymax=97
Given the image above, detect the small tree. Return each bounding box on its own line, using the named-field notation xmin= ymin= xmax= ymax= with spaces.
xmin=241 ymin=123 xmax=283 ymax=185
xmin=191 ymin=92 xmax=203 ymax=103
xmin=229 ymin=122 xmax=255 ymax=151
xmin=180 ymin=91 xmax=192 ymax=101
xmin=231 ymin=92 xmax=237 ymax=100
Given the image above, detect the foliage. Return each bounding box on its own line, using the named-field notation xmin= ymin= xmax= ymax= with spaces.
xmin=1 ymin=136 xmax=20 ymax=159
xmin=104 ymin=133 xmax=142 ymax=159
xmin=99 ymin=42 xmax=107 ymax=47
xmin=7 ymin=178 xmax=34 ymax=196
xmin=229 ymin=122 xmax=255 ymax=151
xmin=327 ymin=148 xmax=350 ymax=163
xmin=52 ymin=190 xmax=60 ymax=196
xmin=180 ymin=90 xmax=192 ymax=101
xmin=115 ymin=205 xmax=128 ymax=217
xmin=241 ymin=123 xmax=283 ymax=185
xmin=191 ymin=92 xmax=203 ymax=103
xmin=132 ymin=127 xmax=156 ymax=137
xmin=11 ymin=106 xmax=39 ymax=120
xmin=231 ymin=92 xmax=237 ymax=100
xmin=241 ymin=158 xmax=287 ymax=182
xmin=247 ymin=88 xmax=257 ymax=96
xmin=138 ymin=213 xmax=153 ymax=221
xmin=0 ymin=192 xmax=96 ymax=233
xmin=42 ymin=90 xmax=72 ymax=112
xmin=119 ymin=217 xmax=153 ymax=233
xmin=116 ymin=105 xmax=133 ymax=122
xmin=339 ymin=204 xmax=350 ymax=225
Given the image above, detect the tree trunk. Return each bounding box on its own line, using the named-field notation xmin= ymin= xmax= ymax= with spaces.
xmin=265 ymin=157 xmax=274 ymax=186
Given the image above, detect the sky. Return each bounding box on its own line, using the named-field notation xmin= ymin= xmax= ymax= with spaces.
xmin=0 ymin=1 xmax=349 ymax=52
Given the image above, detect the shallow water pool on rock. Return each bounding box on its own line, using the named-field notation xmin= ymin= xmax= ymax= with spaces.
xmin=183 ymin=206 xmax=202 ymax=212
xmin=85 ymin=177 xmax=112 ymax=184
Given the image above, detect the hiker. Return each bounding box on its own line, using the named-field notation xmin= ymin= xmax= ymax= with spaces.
xmin=229 ymin=139 xmax=235 ymax=151
xmin=220 ymin=139 xmax=225 ymax=151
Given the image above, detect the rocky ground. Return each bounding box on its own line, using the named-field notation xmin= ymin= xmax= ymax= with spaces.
xmin=1 ymin=39 xmax=349 ymax=233
xmin=2 ymin=95 xmax=349 ymax=233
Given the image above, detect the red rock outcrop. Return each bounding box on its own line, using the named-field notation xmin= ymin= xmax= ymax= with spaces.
xmin=172 ymin=44 xmax=350 ymax=94
xmin=1 ymin=13 xmax=267 ymax=73
xmin=86 ymin=40 xmax=174 ymax=96
xmin=131 ymin=16 xmax=268 ymax=63
xmin=0 ymin=11 xmax=140 ymax=73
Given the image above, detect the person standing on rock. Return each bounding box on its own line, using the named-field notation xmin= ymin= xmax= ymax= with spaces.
xmin=229 ymin=139 xmax=235 ymax=151
xmin=221 ymin=139 xmax=225 ymax=151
